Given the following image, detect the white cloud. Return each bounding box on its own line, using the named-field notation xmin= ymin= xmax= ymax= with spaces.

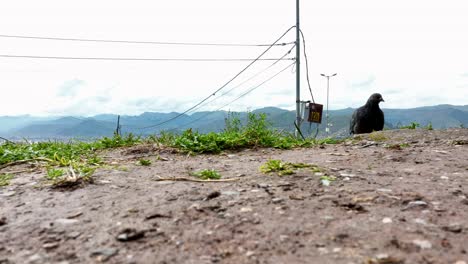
xmin=0 ymin=0 xmax=467 ymax=117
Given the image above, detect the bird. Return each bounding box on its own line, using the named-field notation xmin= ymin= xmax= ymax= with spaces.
xmin=350 ymin=93 xmax=385 ymax=134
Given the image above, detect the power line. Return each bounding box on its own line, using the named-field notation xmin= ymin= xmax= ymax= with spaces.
xmin=299 ymin=29 xmax=315 ymax=103
xmin=172 ymin=61 xmax=296 ymax=131
xmin=185 ymin=44 xmax=296 ymax=114
xmin=131 ymin=26 xmax=296 ymax=130
xmin=0 ymin=54 xmax=294 ymax=62
xmin=0 ymin=34 xmax=295 ymax=47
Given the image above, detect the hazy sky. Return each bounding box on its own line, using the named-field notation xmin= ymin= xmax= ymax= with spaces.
xmin=1 ymin=0 xmax=467 ymax=117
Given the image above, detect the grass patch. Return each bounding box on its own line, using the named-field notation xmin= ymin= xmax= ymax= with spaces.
xmin=138 ymin=159 xmax=152 ymax=166
xmin=159 ymin=113 xmax=341 ymax=154
xmin=0 ymin=173 xmax=13 ymax=187
xmin=260 ymin=159 xmax=318 ymax=176
xmin=400 ymin=122 xmax=420 ymax=130
xmin=191 ymin=169 xmax=222 ymax=180
xmin=368 ymin=132 xmax=388 ymax=142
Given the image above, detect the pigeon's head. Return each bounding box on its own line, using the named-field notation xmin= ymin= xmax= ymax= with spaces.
xmin=368 ymin=93 xmax=384 ymax=105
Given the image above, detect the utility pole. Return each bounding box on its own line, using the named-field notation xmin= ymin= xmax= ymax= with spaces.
xmin=115 ymin=115 xmax=121 ymax=136
xmin=320 ymin=73 xmax=337 ymax=135
xmin=295 ymin=0 xmax=301 ymax=136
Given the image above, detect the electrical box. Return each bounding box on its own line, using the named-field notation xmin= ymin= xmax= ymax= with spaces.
xmin=308 ymin=103 xmax=323 ymax=124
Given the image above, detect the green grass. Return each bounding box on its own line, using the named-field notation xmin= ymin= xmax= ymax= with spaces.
xmin=0 ymin=173 xmax=13 ymax=187
xmin=260 ymin=159 xmax=319 ymax=176
xmin=0 ymin=113 xmax=342 ymax=187
xmin=191 ymin=169 xmax=222 ymax=180
xmin=138 ymin=159 xmax=152 ymax=166
xmin=161 ymin=113 xmax=341 ymax=154
xmin=400 ymin=122 xmax=420 ymax=130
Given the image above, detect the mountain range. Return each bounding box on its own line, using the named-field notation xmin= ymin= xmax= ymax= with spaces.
xmin=1 ymin=104 xmax=467 ymax=140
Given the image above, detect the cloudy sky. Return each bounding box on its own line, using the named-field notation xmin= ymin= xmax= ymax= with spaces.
xmin=0 ymin=0 xmax=467 ymax=117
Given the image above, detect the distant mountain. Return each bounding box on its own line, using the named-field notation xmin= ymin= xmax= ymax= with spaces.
xmin=1 ymin=104 xmax=467 ymax=140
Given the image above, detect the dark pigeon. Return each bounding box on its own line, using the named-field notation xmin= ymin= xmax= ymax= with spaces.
xmin=350 ymin=93 xmax=385 ymax=134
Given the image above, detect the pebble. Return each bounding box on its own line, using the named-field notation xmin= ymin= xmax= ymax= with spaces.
xmin=90 ymin=248 xmax=119 ymax=261
xmin=272 ymin=198 xmax=284 ymax=204
xmin=454 ymin=261 xmax=467 ymax=264
xmin=382 ymin=217 xmax=393 ymax=224
xmin=54 ymin=219 xmax=79 ymax=225
xmin=240 ymin=207 xmax=253 ymax=213
xmin=116 ymin=228 xmax=145 ymax=242
xmin=412 ymin=239 xmax=432 ymax=249
xmin=221 ymin=191 xmax=240 ymax=196
xmin=402 ymin=201 xmax=428 ymax=211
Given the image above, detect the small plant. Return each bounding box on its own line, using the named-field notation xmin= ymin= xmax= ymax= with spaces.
xmin=260 ymin=159 xmax=294 ymax=176
xmin=424 ymin=123 xmax=433 ymax=130
xmin=138 ymin=159 xmax=152 ymax=166
xmin=320 ymin=175 xmax=336 ymax=186
xmin=400 ymin=122 xmax=420 ymax=130
xmin=369 ymin=132 xmax=387 ymax=142
xmin=191 ymin=169 xmax=222 ymax=180
xmin=260 ymin=160 xmax=317 ymax=176
xmin=46 ymin=168 xmax=65 ymax=180
xmin=0 ymin=174 xmax=13 ymax=187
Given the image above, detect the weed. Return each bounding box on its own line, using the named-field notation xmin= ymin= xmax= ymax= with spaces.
xmin=259 ymin=160 xmax=317 ymax=176
xmin=369 ymin=132 xmax=388 ymax=142
xmin=138 ymin=159 xmax=152 ymax=166
xmin=191 ymin=169 xmax=222 ymax=180
xmin=400 ymin=122 xmax=420 ymax=130
xmin=0 ymin=173 xmax=13 ymax=187
xmin=260 ymin=159 xmax=294 ymax=176
xmin=46 ymin=168 xmax=65 ymax=180
xmin=424 ymin=123 xmax=433 ymax=130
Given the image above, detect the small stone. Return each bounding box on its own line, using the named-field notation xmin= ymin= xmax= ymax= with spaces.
xmin=440 ymin=176 xmax=449 ymax=180
xmin=90 ymin=248 xmax=119 ymax=261
xmin=454 ymin=261 xmax=467 ymax=264
xmin=240 ymin=207 xmax=253 ymax=213
xmin=402 ymin=201 xmax=428 ymax=211
xmin=205 ymin=191 xmax=221 ymax=200
xmin=382 ymin=217 xmax=393 ymax=224
xmin=272 ymin=198 xmax=284 ymax=204
xmin=55 ymin=219 xmax=79 ymax=225
xmin=0 ymin=191 xmax=16 ymax=197
xmin=245 ymin=251 xmax=255 ymax=257
xmin=43 ymin=242 xmax=59 ymax=250
xmin=116 ymin=228 xmax=145 ymax=242
xmin=442 ymin=224 xmax=463 ymax=233
xmin=221 ymin=190 xmax=240 ymax=196
xmin=412 ymin=239 xmax=432 ymax=249
xmin=66 ymin=231 xmax=81 ymax=239
xmin=0 ymin=217 xmax=6 ymax=226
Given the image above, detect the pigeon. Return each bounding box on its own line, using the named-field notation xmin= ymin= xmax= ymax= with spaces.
xmin=350 ymin=93 xmax=385 ymax=134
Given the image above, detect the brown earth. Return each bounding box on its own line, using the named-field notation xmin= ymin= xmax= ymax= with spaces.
xmin=1 ymin=129 xmax=468 ymax=264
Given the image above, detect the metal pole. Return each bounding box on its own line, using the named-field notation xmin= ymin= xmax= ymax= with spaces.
xmin=295 ymin=0 xmax=301 ymax=136
xmin=320 ymin=73 xmax=337 ymax=135
xmin=326 ymin=76 xmax=330 ymax=135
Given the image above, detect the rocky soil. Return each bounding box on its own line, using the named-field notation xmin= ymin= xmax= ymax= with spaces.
xmin=1 ymin=128 xmax=468 ymax=264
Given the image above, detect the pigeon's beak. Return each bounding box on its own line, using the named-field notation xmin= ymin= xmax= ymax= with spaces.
xmin=380 ymin=98 xmax=385 ymax=102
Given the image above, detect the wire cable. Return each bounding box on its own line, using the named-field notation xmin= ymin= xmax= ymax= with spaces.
xmin=0 ymin=54 xmax=294 ymax=62
xmin=299 ymin=29 xmax=315 ymax=103
xmin=0 ymin=34 xmax=295 ymax=47
xmin=131 ymin=26 xmax=296 ymax=130
xmin=185 ymin=44 xmax=296 ymax=114
xmin=172 ymin=61 xmax=295 ymax=130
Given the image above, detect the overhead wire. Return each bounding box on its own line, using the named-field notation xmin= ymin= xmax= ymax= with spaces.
xmin=299 ymin=29 xmax=315 ymax=103
xmin=184 ymin=44 xmax=296 ymax=114
xmin=131 ymin=26 xmax=296 ymax=130
xmin=171 ymin=61 xmax=296 ymax=131
xmin=0 ymin=34 xmax=295 ymax=47
xmin=0 ymin=54 xmax=294 ymax=62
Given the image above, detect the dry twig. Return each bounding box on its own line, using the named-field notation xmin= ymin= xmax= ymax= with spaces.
xmin=154 ymin=175 xmax=240 ymax=183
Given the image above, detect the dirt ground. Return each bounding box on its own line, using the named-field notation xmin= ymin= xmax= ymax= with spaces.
xmin=1 ymin=129 xmax=468 ymax=264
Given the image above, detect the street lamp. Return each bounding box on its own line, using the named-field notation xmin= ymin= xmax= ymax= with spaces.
xmin=320 ymin=73 xmax=337 ymax=135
